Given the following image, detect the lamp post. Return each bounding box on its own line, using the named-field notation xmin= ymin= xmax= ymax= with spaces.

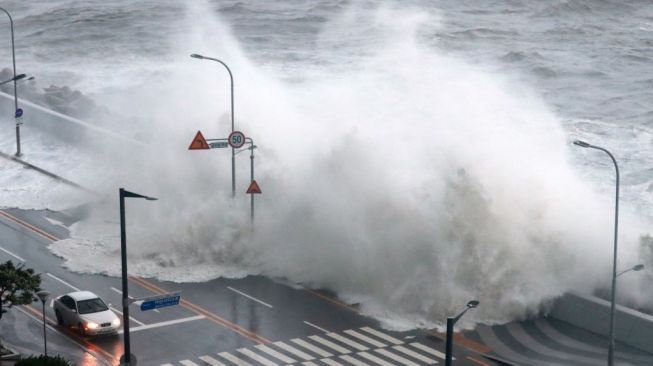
xmin=616 ymin=264 xmax=644 ymax=278
xmin=190 ymin=53 xmax=236 ymax=198
xmin=445 ymin=300 xmax=479 ymax=366
xmin=35 ymin=290 xmax=50 ymax=357
xmin=119 ymin=188 xmax=157 ymax=366
xmin=0 ymin=7 xmax=22 ymax=157
xmin=573 ymin=139 xmax=619 ymax=366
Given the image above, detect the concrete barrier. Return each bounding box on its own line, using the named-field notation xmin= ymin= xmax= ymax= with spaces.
xmin=549 ymin=292 xmax=653 ymax=354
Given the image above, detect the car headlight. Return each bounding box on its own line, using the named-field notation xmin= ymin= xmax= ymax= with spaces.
xmin=112 ymin=318 xmax=121 ymax=326
xmin=86 ymin=321 xmax=99 ymax=330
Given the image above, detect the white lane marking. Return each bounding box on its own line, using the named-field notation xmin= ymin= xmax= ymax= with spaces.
xmin=110 ymin=287 xmax=134 ymax=299
xmin=254 ymin=344 xmax=296 ymax=363
xmin=344 ymin=329 xmax=386 ymax=348
xmin=358 ymin=352 xmax=394 ymax=366
xmin=308 ymin=335 xmax=351 ymax=354
xmin=360 ymin=327 xmax=403 ymax=345
xmin=339 ymin=355 xmax=369 ymax=366
xmin=160 ymin=364 xmax=174 ymax=366
xmin=392 ymin=345 xmax=437 ymax=364
xmin=274 ymin=341 xmax=315 ymax=361
xmin=46 ymin=273 xmax=81 ymax=291
xmin=219 ymin=352 xmax=253 ymax=366
xmin=302 ymin=363 xmax=319 ymax=366
xmin=374 ymin=349 xmax=419 ymax=366
xmin=110 ymin=306 xmax=146 ymax=326
xmin=180 ymin=360 xmax=200 ymax=366
xmin=237 ymin=348 xmax=278 ymax=366
xmin=227 ymin=286 xmax=273 ymax=308
xmin=291 ymin=338 xmax=333 ymax=358
xmin=327 ymin=332 xmax=368 ymax=351
xmin=119 ymin=314 xmax=205 ymax=333
xmin=110 ymin=287 xmax=159 ymax=312
xmin=410 ymin=343 xmax=446 ymax=360
xmin=303 ymin=321 xmax=329 ymax=333
xmin=0 ymin=246 xmax=25 ymax=262
xmin=321 ymin=359 xmax=344 ymax=366
xmin=199 ymin=355 xmax=227 ymax=366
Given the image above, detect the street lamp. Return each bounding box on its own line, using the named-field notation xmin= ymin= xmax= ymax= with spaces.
xmin=119 ymin=188 xmax=157 ymax=366
xmin=190 ymin=53 xmax=236 ymax=198
xmin=35 ymin=290 xmax=50 ymax=357
xmin=573 ymin=139 xmax=620 ymax=366
xmin=445 ymin=300 xmax=479 ymax=366
xmin=0 ymin=6 xmax=23 ymax=157
xmin=616 ymin=264 xmax=644 ymax=277
xmin=0 ymin=73 xmax=25 ymax=86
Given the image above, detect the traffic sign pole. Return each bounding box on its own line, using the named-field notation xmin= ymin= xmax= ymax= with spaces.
xmin=250 ymin=143 xmax=254 ymax=222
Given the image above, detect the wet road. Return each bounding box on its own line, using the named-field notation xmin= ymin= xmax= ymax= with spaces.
xmin=0 ymin=208 xmax=497 ymax=366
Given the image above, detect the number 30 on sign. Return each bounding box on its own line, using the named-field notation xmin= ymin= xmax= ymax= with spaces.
xmin=228 ymin=131 xmax=246 ymax=148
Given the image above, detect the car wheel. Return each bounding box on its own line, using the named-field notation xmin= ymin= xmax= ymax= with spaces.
xmin=55 ymin=310 xmax=63 ymax=325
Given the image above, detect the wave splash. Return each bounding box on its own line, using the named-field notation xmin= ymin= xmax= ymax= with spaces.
xmin=44 ymin=1 xmax=652 ymax=329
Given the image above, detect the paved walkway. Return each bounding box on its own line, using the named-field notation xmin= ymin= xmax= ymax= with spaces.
xmin=467 ymin=317 xmax=653 ymax=366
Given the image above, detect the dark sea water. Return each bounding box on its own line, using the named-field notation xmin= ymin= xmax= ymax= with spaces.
xmin=1 ymin=0 xmax=653 ymax=327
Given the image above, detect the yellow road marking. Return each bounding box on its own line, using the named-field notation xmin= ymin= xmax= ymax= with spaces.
xmin=0 ymin=209 xmax=271 ymax=346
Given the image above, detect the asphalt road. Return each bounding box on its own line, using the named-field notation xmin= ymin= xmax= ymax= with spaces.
xmin=0 ymin=208 xmax=499 ymax=366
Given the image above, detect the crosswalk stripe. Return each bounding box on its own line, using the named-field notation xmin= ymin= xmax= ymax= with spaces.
xmin=219 ymin=352 xmax=253 ymax=366
xmin=161 ymin=364 xmax=174 ymax=366
xmin=199 ymin=355 xmax=227 ymax=366
xmin=392 ymin=345 xmax=438 ymax=364
xmin=339 ymin=355 xmax=369 ymax=366
xmin=301 ymin=362 xmax=319 ymax=366
xmin=291 ymin=338 xmax=334 ymax=358
xmin=274 ymin=341 xmax=315 ymax=360
xmin=374 ymin=349 xmax=420 ymax=366
xmin=327 ymin=333 xmax=369 ymax=351
xmin=309 ymin=335 xmax=351 ymax=354
xmin=357 ymin=352 xmax=394 ymax=366
xmin=237 ymin=348 xmax=279 ymax=366
xmin=410 ymin=343 xmax=446 ymax=360
xmin=255 ymin=344 xmax=296 ymax=363
xmin=360 ymin=327 xmax=403 ymax=345
xmin=180 ymin=360 xmax=200 ymax=366
xmin=321 ymin=359 xmax=344 ymax=366
xmin=344 ymin=330 xmax=387 ymax=348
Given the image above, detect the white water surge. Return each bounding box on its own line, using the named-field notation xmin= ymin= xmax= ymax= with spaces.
xmin=0 ymin=1 xmax=650 ymax=329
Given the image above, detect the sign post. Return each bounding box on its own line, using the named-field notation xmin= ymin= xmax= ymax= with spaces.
xmin=189 ymin=131 xmax=261 ymax=222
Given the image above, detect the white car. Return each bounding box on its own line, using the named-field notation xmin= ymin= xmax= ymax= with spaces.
xmin=53 ymin=291 xmax=120 ymax=335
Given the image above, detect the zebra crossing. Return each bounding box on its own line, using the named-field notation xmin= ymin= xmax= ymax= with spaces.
xmin=161 ymin=326 xmax=448 ymax=366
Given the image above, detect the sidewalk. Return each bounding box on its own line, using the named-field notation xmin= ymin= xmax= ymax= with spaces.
xmin=0 ymin=306 xmax=103 ymax=365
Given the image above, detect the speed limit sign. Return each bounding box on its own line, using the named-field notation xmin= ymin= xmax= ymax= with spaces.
xmin=228 ymin=131 xmax=246 ymax=148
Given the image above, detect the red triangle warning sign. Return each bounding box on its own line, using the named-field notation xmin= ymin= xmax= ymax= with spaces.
xmin=189 ymin=130 xmax=210 ymax=150
xmin=246 ymin=180 xmax=262 ymax=194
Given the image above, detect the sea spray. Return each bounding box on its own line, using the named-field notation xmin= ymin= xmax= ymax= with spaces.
xmin=7 ymin=1 xmax=648 ymax=329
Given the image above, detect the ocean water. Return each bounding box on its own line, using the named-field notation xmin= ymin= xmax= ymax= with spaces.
xmin=0 ymin=0 xmax=652 ymax=329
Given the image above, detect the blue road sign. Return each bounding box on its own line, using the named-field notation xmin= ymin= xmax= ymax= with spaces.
xmin=139 ymin=292 xmax=181 ymax=311
xmin=15 ymin=108 xmax=23 ymax=118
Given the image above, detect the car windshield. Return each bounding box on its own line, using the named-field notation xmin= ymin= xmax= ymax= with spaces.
xmin=77 ymin=298 xmax=109 ymax=314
